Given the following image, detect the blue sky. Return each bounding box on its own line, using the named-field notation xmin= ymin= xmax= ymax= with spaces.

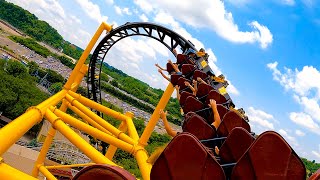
xmin=8 ymin=0 xmax=320 ymax=162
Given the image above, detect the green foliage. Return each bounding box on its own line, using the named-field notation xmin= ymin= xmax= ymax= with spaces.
xmin=100 ymin=73 xmax=109 ymax=82
xmin=49 ymin=82 xmax=63 ymax=93
xmin=55 ymin=55 xmax=75 ymax=69
xmin=0 ymin=59 xmax=48 ymax=128
xmin=101 ymin=82 xmax=154 ymax=114
xmin=301 ymin=158 xmax=320 ymax=177
xmin=9 ymin=36 xmax=51 ymax=57
xmin=46 ymin=69 xmax=64 ymax=83
xmin=6 ymin=60 xmax=27 ymax=77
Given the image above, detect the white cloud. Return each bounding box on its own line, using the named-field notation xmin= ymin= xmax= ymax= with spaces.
xmin=295 ymin=129 xmax=305 ymax=137
xmin=139 ymin=14 xmax=149 ymax=22
xmin=74 ymin=0 xmax=108 ymax=23
xmin=289 ymin=112 xmax=320 ymax=135
xmin=134 ymin=0 xmax=273 ymax=49
xmin=281 ymin=0 xmax=295 ymax=6
xmin=114 ymin=5 xmax=122 ymax=15
xmin=105 ymin=0 xmax=113 ymax=5
xmin=114 ymin=5 xmax=132 ymax=16
xmin=278 ymin=129 xmax=299 ymax=147
xmin=247 ymin=107 xmax=275 ymax=134
xmin=267 ymin=62 xmax=320 ymax=136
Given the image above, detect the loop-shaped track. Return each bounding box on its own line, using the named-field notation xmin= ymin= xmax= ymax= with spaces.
xmin=87 ymin=22 xmax=198 ymax=107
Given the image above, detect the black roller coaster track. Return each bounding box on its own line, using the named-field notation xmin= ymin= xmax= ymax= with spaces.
xmin=87 ymin=22 xmax=199 ymax=115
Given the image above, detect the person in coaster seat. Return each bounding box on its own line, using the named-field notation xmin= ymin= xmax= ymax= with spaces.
xmin=156 ymin=59 xmax=181 ymax=82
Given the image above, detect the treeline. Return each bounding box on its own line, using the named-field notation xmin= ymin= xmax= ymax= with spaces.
xmin=10 ymin=36 xmax=75 ymax=69
xmin=0 ymin=0 xmax=83 ymax=60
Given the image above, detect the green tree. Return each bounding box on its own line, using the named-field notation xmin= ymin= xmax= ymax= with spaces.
xmin=49 ymin=82 xmax=63 ymax=93
xmin=6 ymin=60 xmax=27 ymax=77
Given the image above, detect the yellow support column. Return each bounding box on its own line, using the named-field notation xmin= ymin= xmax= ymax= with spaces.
xmin=45 ymin=109 xmax=116 ymax=165
xmin=0 ymin=163 xmax=38 ymax=180
xmin=32 ymin=100 xmax=69 ymax=177
xmin=50 ymin=107 xmax=134 ymax=153
xmin=68 ymin=91 xmax=128 ymax=121
xmin=38 ymin=165 xmax=57 ymax=180
xmin=65 ymin=94 xmax=134 ymax=145
xmin=105 ymin=121 xmax=128 ymax=160
xmin=64 ymin=22 xmax=112 ymax=90
xmin=139 ymin=83 xmax=174 ymax=146
xmin=125 ymin=112 xmax=139 ymax=141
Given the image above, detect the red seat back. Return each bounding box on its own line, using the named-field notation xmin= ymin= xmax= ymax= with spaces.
xmin=217 ymin=111 xmax=251 ymax=137
xmin=73 ymin=164 xmax=136 ymax=180
xmin=170 ymin=74 xmax=182 ymax=86
xmin=181 ymin=64 xmax=196 ymax=78
xmin=183 ymin=96 xmax=204 ymax=115
xmin=196 ymin=83 xmax=213 ymax=98
xmin=193 ymin=70 xmax=208 ymax=81
xmin=177 ymin=77 xmax=192 ymax=93
xmin=150 ymin=132 xmax=226 ymax=180
xmin=231 ymin=131 xmax=306 ymax=180
xmin=177 ymin=54 xmax=188 ymax=64
xmin=179 ymin=91 xmax=194 ymax=107
xmin=166 ymin=63 xmax=175 ymax=74
xmin=182 ymin=112 xmax=216 ymax=140
xmin=219 ymin=127 xmax=254 ymax=164
xmin=205 ymin=90 xmax=227 ymax=105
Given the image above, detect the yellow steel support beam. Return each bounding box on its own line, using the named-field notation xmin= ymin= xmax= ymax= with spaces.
xmin=45 ymin=163 xmax=95 ymax=169
xmin=50 ymin=107 xmax=134 ymax=154
xmin=68 ymin=91 xmax=128 ymax=121
xmin=105 ymin=121 xmax=128 ymax=160
xmin=45 ymin=109 xmax=116 ymax=165
xmin=124 ymin=112 xmax=139 ymax=142
xmin=139 ymin=83 xmax=174 ymax=146
xmin=64 ymin=22 xmax=112 ymax=90
xmin=32 ymin=100 xmax=69 ymax=177
xmin=38 ymin=165 xmax=57 ymax=180
xmin=65 ymin=94 xmax=134 ymax=145
xmin=32 ymin=126 xmax=56 ymax=177
xmin=135 ymin=148 xmax=152 ymax=180
xmin=0 ymin=89 xmax=66 ymax=156
xmin=66 ymin=101 xmax=110 ymax=134
xmin=0 ymin=163 xmax=38 ymax=180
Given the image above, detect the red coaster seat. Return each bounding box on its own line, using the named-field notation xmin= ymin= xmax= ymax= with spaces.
xmin=219 ymin=127 xmax=254 ymax=164
xmin=177 ymin=77 xmax=192 ymax=93
xmin=150 ymin=132 xmax=226 ymax=180
xmin=193 ymin=70 xmax=209 ymax=81
xmin=196 ymin=83 xmax=214 ymax=99
xmin=217 ymin=111 xmax=251 ymax=137
xmin=181 ymin=64 xmax=196 ymax=79
xmin=231 ymin=131 xmax=306 ymax=180
xmin=182 ymin=112 xmax=216 ymax=140
xmin=205 ymin=90 xmax=228 ymax=106
xmin=73 ymin=164 xmax=136 ymax=180
xmin=179 ymin=91 xmax=194 ymax=107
